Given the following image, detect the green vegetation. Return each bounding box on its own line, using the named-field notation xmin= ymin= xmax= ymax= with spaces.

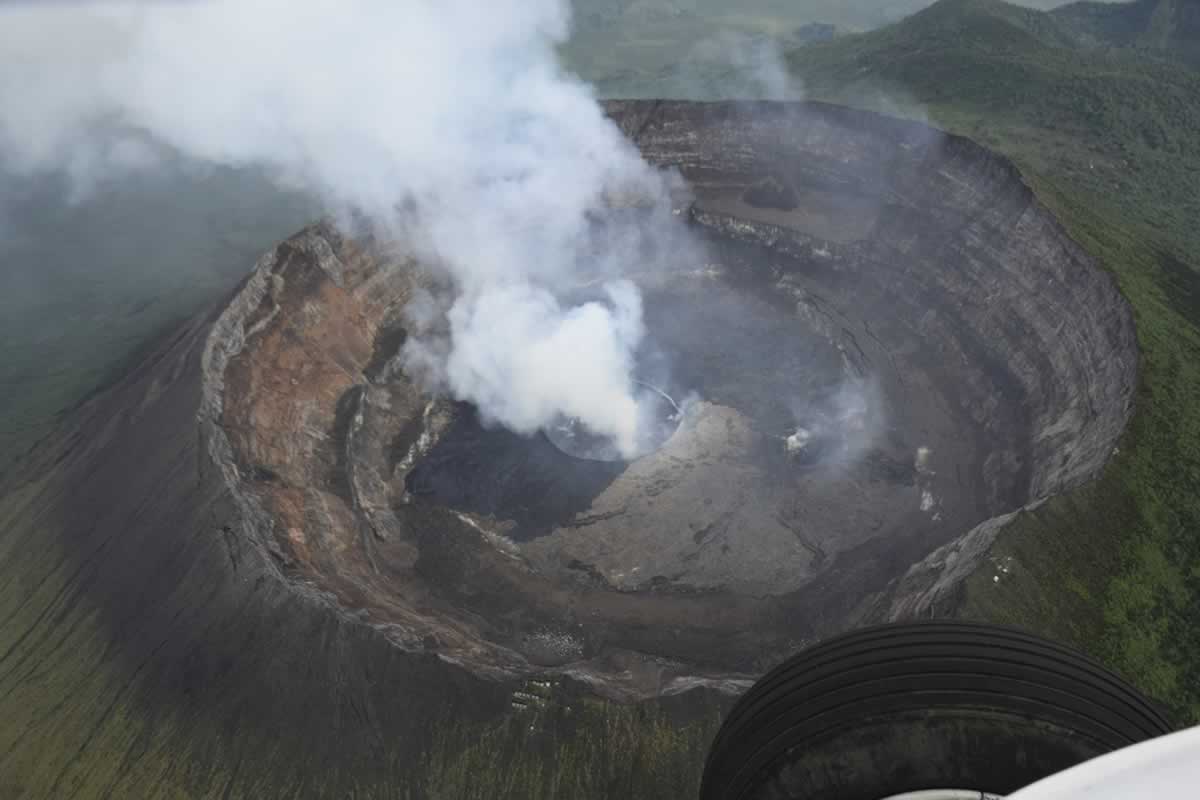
xmin=1054 ymin=0 xmax=1200 ymax=67
xmin=789 ymin=0 xmax=1200 ymax=254
xmin=783 ymin=0 xmax=1200 ymax=723
xmin=421 ymin=696 xmax=722 ymax=800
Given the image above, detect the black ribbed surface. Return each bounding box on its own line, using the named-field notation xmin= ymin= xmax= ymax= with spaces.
xmin=701 ymin=622 xmax=1174 ymax=800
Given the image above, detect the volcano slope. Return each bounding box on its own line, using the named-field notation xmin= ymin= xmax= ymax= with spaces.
xmin=0 ymin=100 xmax=1136 ymax=796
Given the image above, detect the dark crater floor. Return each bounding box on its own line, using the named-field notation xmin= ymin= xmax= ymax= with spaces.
xmin=406 ymin=274 xmax=856 ymax=543
xmin=405 ymin=404 xmax=627 ymax=543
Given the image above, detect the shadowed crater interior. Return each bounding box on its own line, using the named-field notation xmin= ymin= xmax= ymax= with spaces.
xmin=405 ymin=403 xmax=627 ymax=542
xmin=206 ymin=100 xmax=1138 ymax=697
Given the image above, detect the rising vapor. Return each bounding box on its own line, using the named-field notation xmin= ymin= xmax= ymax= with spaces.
xmin=0 ymin=0 xmax=690 ymax=456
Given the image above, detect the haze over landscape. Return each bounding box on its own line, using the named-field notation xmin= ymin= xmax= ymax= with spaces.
xmin=1 ymin=0 xmax=1198 ymax=797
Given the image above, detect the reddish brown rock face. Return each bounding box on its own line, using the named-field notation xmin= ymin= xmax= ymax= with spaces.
xmin=204 ymin=101 xmax=1136 ymax=698
xmin=223 ymin=240 xmax=377 ymax=568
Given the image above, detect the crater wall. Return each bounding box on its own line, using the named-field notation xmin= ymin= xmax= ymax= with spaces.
xmin=612 ymin=100 xmax=1137 ymax=504
xmin=192 ymin=102 xmax=1137 ymax=695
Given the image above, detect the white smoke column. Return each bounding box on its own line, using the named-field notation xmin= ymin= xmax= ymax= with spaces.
xmin=0 ymin=0 xmax=679 ymax=456
xmin=438 ymin=281 xmax=645 ymax=454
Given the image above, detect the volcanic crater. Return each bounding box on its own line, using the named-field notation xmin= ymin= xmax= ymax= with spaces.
xmin=204 ymin=101 xmax=1136 ymax=696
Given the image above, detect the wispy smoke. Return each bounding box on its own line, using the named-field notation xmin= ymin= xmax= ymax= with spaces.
xmin=687 ymin=32 xmax=801 ymax=101
xmin=0 ymin=0 xmax=687 ymax=456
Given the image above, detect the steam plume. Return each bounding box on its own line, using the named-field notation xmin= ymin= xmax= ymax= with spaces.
xmin=0 ymin=0 xmax=685 ymax=456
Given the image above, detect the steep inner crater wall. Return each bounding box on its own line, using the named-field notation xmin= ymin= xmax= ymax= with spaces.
xmin=203 ymin=101 xmax=1137 ymax=698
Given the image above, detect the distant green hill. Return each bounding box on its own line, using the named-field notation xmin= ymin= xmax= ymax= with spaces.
xmin=1054 ymin=0 xmax=1200 ymax=66
xmin=571 ymin=0 xmax=1078 ymax=33
xmin=564 ymin=0 xmax=1084 ymax=93
xmin=787 ymin=0 xmax=1200 ymax=723
xmin=788 ymin=0 xmax=1200 ymax=255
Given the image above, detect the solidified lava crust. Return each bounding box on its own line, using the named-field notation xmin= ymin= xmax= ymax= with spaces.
xmin=203 ymin=101 xmax=1137 ymax=698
